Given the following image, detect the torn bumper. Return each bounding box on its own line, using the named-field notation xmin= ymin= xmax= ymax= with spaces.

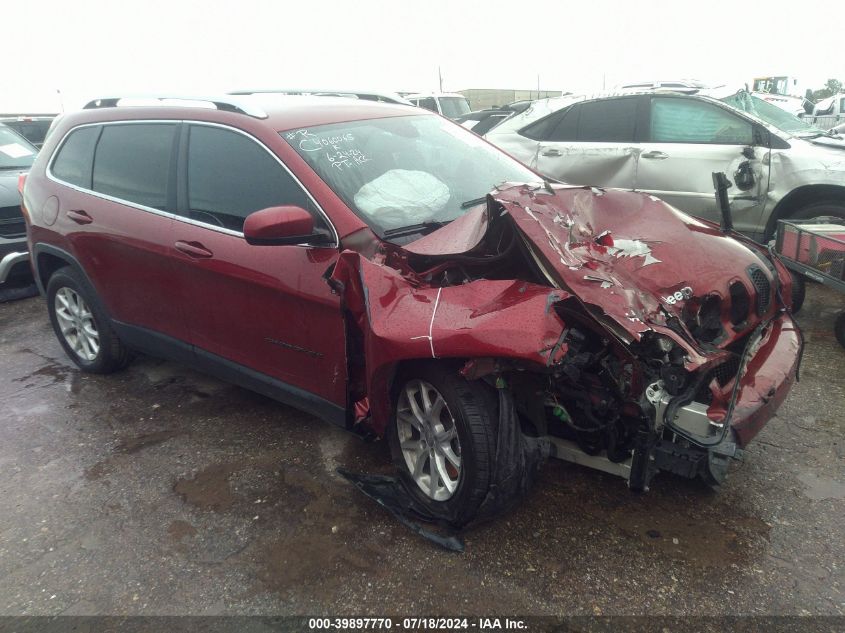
xmin=708 ymin=313 xmax=802 ymax=447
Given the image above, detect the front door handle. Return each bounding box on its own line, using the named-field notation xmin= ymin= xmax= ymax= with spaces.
xmin=541 ymin=148 xmax=563 ymax=157
xmin=641 ymin=150 xmax=669 ymax=160
xmin=174 ymin=240 xmax=213 ymax=259
xmin=67 ymin=209 xmax=93 ymax=225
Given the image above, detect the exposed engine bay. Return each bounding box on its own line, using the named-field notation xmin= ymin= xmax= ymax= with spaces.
xmin=330 ymin=183 xmax=802 ymax=492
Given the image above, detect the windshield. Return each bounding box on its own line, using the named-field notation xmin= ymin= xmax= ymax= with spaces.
xmin=283 ymin=114 xmax=538 ymax=237
xmin=0 ymin=125 xmax=37 ymax=169
xmin=439 ymin=97 xmax=471 ymax=119
xmin=719 ymin=91 xmax=823 ymax=137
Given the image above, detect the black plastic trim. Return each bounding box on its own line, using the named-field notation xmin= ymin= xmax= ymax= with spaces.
xmin=111 ymin=320 xmax=347 ymax=428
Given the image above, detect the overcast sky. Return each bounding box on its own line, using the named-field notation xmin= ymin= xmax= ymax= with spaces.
xmin=4 ymin=0 xmax=843 ymax=112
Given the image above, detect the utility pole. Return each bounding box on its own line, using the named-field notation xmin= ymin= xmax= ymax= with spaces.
xmin=537 ymin=74 xmax=540 ymax=100
xmin=438 ymin=66 xmax=443 ymax=92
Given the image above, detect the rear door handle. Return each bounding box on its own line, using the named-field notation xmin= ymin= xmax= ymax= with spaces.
xmin=541 ymin=148 xmax=563 ymax=157
xmin=641 ymin=150 xmax=669 ymax=160
xmin=67 ymin=209 xmax=93 ymax=225
xmin=174 ymin=240 xmax=213 ymax=259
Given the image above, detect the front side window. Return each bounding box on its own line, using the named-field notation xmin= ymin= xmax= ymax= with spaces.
xmin=650 ymin=98 xmax=753 ymax=145
xmin=51 ymin=126 xmax=100 ymax=188
xmin=92 ymin=124 xmax=176 ymax=210
xmin=0 ymin=125 xmax=38 ymax=170
xmin=577 ymin=98 xmax=637 ymax=142
xmin=283 ymin=114 xmax=538 ymax=238
xmin=417 ymin=98 xmax=438 ymax=113
xmin=521 ymin=105 xmax=577 ymax=141
xmin=186 ymin=125 xmax=314 ymax=232
xmin=720 ymin=91 xmax=822 ymax=137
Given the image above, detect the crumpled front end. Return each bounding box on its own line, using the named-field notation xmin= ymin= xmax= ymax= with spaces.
xmin=330 ymin=182 xmax=803 ymax=490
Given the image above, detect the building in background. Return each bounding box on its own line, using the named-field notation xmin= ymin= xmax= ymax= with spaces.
xmin=458 ymin=89 xmax=564 ymax=110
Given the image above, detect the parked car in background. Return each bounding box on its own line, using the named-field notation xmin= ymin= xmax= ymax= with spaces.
xmin=405 ymin=92 xmax=471 ymax=119
xmin=617 ymin=79 xmax=710 ymax=93
xmin=487 ymin=90 xmax=845 ymax=242
xmin=21 ymin=95 xmax=802 ymax=525
xmin=0 ymin=123 xmax=38 ymax=299
xmin=455 ymin=101 xmax=534 ymax=136
xmin=0 ymin=115 xmax=57 ymax=149
xmin=228 ymin=88 xmax=412 ymax=105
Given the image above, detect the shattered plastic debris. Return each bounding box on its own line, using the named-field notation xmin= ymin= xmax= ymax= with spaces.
xmin=338 ymin=392 xmax=549 ymax=551
xmin=337 ymin=469 xmax=466 ymax=552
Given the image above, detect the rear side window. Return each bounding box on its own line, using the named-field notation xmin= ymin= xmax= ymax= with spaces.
xmin=186 ymin=125 xmax=313 ymax=232
xmin=650 ymin=98 xmax=753 ymax=145
xmin=577 ymin=99 xmax=637 ymax=142
xmin=93 ymin=124 xmax=177 ymax=210
xmin=51 ymin=126 xmax=100 ymax=189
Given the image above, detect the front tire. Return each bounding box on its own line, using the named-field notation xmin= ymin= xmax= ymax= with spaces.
xmin=46 ymin=267 xmax=132 ymax=374
xmin=388 ymin=363 xmax=497 ymax=527
xmin=791 ymin=200 xmax=845 ymax=225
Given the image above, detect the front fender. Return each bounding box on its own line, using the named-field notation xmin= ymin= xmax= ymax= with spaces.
xmin=331 ymin=251 xmax=569 ymax=434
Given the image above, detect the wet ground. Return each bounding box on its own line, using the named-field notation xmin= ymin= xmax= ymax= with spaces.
xmin=0 ymin=285 xmax=843 ymax=616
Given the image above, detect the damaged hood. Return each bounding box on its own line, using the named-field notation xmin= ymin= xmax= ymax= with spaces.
xmin=410 ymin=184 xmax=776 ymax=348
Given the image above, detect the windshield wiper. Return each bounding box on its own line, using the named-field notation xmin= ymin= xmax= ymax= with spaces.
xmin=382 ymin=220 xmax=448 ymax=238
xmin=461 ymin=196 xmax=488 ymax=209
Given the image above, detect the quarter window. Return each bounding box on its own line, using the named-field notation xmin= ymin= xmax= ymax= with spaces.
xmin=186 ymin=125 xmax=313 ymax=232
xmin=51 ymin=126 xmax=100 ymax=189
xmin=650 ymin=98 xmax=753 ymax=145
xmin=92 ymin=124 xmax=177 ymax=210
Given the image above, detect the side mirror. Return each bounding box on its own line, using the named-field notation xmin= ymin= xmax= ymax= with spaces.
xmin=243 ymin=206 xmax=330 ymax=246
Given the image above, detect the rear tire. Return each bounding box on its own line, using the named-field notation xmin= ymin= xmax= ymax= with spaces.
xmin=46 ymin=267 xmax=132 ymax=374
xmin=388 ymin=363 xmax=497 ymax=527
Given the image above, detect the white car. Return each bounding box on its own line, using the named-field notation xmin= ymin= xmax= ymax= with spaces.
xmin=405 ymin=92 xmax=471 ymax=119
xmin=486 ymin=89 xmax=845 ymax=241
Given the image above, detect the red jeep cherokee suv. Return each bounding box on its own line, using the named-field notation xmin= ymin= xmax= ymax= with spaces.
xmin=22 ymin=95 xmax=801 ymax=526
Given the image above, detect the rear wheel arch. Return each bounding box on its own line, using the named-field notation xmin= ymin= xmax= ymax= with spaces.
xmin=765 ymin=185 xmax=845 ymax=240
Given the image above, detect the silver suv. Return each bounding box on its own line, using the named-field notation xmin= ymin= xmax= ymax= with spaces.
xmin=486 ymin=90 xmax=845 ymax=241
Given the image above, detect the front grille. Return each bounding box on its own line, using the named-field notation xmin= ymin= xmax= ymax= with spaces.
xmin=748 ymin=265 xmax=771 ymax=315
xmin=695 ymin=354 xmax=741 ymax=404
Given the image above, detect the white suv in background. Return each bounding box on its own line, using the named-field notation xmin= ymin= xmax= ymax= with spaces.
xmin=486 ymin=90 xmax=845 ymax=242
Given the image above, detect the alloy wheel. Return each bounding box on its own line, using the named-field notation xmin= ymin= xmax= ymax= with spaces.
xmin=54 ymin=287 xmax=99 ymax=362
xmin=396 ymin=379 xmax=462 ymax=501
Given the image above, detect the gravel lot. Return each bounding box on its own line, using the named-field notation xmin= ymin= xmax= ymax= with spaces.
xmin=0 ymin=285 xmax=843 ymax=616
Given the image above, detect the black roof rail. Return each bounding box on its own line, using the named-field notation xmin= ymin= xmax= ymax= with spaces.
xmin=82 ymin=96 xmax=267 ymax=119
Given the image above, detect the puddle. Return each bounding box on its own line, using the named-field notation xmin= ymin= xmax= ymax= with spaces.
xmin=115 ymin=429 xmax=184 ymax=454
xmin=174 ymin=463 xmax=240 ymax=511
xmin=796 ymin=472 xmax=845 ymax=500
xmin=167 ymin=519 xmax=198 ymax=542
xmin=86 ymin=429 xmax=184 ymax=480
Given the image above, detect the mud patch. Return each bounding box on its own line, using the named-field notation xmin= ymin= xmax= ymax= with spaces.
xmin=252 ymin=529 xmax=382 ymax=596
xmin=621 ymin=515 xmax=772 ymax=566
xmin=168 ymin=519 xmax=198 ymax=542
